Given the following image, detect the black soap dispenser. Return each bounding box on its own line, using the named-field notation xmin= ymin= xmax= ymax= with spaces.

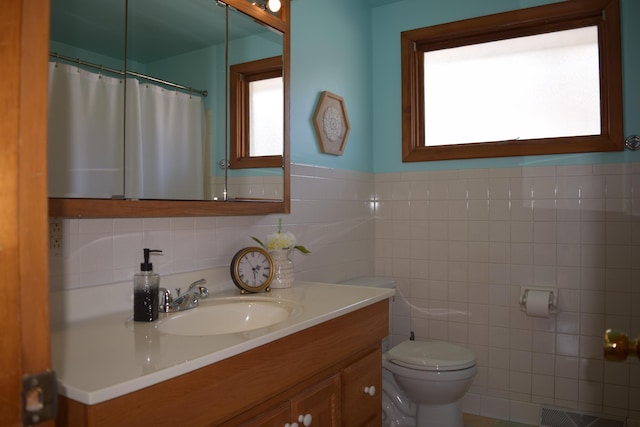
xmin=133 ymin=248 xmax=162 ymax=322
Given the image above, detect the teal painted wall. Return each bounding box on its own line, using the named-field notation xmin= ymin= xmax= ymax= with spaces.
xmin=290 ymin=0 xmax=374 ymax=171
xmin=289 ymin=0 xmax=640 ymax=173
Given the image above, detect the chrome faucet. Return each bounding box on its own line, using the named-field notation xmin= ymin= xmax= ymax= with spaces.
xmin=159 ymin=278 xmax=208 ymax=313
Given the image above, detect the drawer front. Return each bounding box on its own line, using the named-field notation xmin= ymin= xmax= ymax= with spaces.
xmin=341 ymin=349 xmax=382 ymax=426
xmin=235 ymin=402 xmax=290 ymax=427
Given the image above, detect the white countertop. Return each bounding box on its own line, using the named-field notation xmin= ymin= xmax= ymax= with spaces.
xmin=51 ymin=282 xmax=394 ymax=405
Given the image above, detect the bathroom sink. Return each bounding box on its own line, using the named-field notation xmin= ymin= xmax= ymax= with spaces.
xmin=155 ymin=297 xmax=300 ymax=336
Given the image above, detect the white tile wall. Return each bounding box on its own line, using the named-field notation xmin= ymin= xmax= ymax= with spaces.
xmin=50 ymin=162 xmax=640 ymax=425
xmin=374 ymin=163 xmax=640 ymax=425
xmin=49 ymin=164 xmax=375 ymax=291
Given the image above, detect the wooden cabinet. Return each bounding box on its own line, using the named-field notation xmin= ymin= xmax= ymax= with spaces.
xmin=235 ymin=402 xmax=291 ymax=426
xmin=235 ymin=348 xmax=382 ymax=427
xmin=56 ymin=300 xmax=389 ymax=427
xmin=290 ymin=375 xmax=341 ymax=427
xmin=239 ymin=375 xmax=341 ymax=427
xmin=342 ymin=349 xmax=383 ymax=426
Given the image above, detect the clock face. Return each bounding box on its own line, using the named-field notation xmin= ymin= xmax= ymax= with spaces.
xmin=230 ymin=247 xmax=274 ymax=293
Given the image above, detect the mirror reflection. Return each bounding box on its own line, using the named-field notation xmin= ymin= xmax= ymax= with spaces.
xmin=227 ymin=8 xmax=284 ymax=200
xmin=48 ymin=0 xmax=284 ymax=202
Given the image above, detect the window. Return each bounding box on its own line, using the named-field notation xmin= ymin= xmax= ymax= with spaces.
xmin=230 ymin=56 xmax=283 ymax=168
xmin=401 ymin=0 xmax=623 ymax=162
xmin=249 ymin=76 xmax=283 ymax=156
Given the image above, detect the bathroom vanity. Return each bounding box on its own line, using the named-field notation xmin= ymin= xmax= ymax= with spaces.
xmin=52 ymin=282 xmax=393 ymax=426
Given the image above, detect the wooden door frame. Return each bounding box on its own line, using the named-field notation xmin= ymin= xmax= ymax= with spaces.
xmin=1 ymin=0 xmax=53 ymax=425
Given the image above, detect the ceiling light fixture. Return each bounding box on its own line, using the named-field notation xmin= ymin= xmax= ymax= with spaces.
xmin=266 ymin=0 xmax=281 ymax=12
xmin=252 ymin=0 xmax=281 ymax=13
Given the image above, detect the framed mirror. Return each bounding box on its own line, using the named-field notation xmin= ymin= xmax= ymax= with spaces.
xmin=47 ymin=0 xmax=289 ymax=217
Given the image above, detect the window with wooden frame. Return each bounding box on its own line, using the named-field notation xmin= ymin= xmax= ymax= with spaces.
xmin=230 ymin=55 xmax=283 ymax=169
xmin=401 ymin=0 xmax=623 ymax=162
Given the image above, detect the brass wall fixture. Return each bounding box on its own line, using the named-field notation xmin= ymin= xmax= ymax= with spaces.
xmin=604 ymin=329 xmax=639 ymax=361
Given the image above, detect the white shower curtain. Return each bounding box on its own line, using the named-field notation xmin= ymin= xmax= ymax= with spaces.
xmin=48 ymin=61 xmax=206 ymax=200
xmin=48 ymin=62 xmax=124 ymax=198
xmin=125 ymin=79 xmax=205 ymax=200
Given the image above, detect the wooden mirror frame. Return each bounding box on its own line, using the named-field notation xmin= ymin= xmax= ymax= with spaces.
xmin=48 ymin=0 xmax=290 ymax=218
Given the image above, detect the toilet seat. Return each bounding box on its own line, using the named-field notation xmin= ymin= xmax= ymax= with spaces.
xmin=387 ymin=340 xmax=476 ymax=372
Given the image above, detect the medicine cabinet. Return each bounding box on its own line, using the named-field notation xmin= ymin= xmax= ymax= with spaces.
xmin=48 ymin=0 xmax=290 ymax=217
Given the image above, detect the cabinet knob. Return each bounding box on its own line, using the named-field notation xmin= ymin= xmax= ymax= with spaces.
xmin=364 ymin=385 xmax=376 ymax=396
xmin=284 ymin=423 xmax=298 ymax=427
xmin=297 ymin=413 xmax=312 ymax=426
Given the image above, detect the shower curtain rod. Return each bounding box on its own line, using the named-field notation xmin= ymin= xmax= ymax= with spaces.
xmin=49 ymin=52 xmax=208 ymax=97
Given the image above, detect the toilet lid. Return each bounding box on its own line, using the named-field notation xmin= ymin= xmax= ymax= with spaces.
xmin=387 ymin=340 xmax=476 ymax=371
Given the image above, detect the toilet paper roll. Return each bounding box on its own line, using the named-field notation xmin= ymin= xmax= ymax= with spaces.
xmin=525 ymin=290 xmax=551 ymax=317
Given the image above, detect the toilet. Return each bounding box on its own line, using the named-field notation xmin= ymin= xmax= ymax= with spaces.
xmin=383 ymin=340 xmax=476 ymax=427
xmin=341 ymin=277 xmax=477 ymax=427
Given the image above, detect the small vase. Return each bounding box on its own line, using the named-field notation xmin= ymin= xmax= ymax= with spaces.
xmin=269 ymin=249 xmax=295 ymax=289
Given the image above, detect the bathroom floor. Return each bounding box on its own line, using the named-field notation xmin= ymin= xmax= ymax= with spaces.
xmin=464 ymin=414 xmax=536 ymax=427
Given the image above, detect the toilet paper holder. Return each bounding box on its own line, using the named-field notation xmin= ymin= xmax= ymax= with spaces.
xmin=518 ymin=287 xmax=558 ymax=313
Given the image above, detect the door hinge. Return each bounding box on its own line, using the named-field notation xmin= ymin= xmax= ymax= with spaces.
xmin=22 ymin=370 xmax=58 ymax=425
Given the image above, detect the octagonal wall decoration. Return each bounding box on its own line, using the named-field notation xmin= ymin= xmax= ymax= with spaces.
xmin=313 ymin=91 xmax=350 ymax=156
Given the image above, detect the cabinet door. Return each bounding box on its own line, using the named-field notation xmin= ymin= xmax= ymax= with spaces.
xmin=341 ymin=350 xmax=382 ymax=426
xmin=290 ymin=374 xmax=341 ymax=427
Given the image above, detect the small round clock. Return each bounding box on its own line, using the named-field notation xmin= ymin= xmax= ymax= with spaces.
xmin=230 ymin=247 xmax=274 ymax=293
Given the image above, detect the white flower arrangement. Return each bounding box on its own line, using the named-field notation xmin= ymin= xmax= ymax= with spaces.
xmin=252 ymin=219 xmax=311 ymax=254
